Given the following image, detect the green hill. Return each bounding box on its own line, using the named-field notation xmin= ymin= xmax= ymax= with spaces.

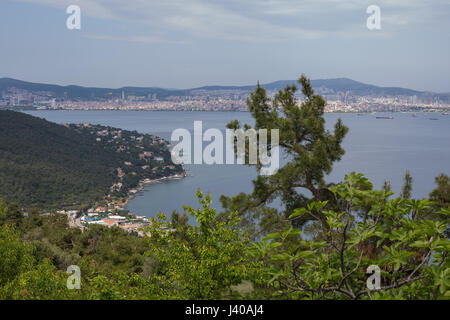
xmin=0 ymin=110 xmax=182 ymax=208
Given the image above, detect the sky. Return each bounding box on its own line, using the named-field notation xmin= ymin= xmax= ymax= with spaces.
xmin=0 ymin=0 xmax=449 ymax=92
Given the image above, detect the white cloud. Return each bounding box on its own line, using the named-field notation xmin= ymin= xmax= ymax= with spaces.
xmin=83 ymin=33 xmax=188 ymax=44
xmin=13 ymin=0 xmax=450 ymax=42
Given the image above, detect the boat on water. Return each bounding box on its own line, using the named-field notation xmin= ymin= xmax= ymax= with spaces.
xmin=376 ymin=116 xmax=394 ymax=119
xmin=429 ymin=118 xmax=438 ymax=120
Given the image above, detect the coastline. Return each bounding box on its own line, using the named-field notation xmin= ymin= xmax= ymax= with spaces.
xmin=26 ymin=109 xmax=449 ymax=114
xmin=118 ymin=170 xmax=187 ymax=209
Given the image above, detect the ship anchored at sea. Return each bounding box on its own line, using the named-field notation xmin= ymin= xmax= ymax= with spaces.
xmin=376 ymin=116 xmax=394 ymax=119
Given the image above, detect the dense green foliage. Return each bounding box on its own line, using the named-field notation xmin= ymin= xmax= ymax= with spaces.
xmin=0 ymin=110 xmax=182 ymax=208
xmin=251 ymin=173 xmax=449 ymax=299
xmin=145 ymin=191 xmax=263 ymax=299
xmin=0 ymin=194 xmax=261 ymax=299
xmin=0 ymin=111 xmax=115 ymax=207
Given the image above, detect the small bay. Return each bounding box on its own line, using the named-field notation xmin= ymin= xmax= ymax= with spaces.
xmin=26 ymin=110 xmax=450 ymax=219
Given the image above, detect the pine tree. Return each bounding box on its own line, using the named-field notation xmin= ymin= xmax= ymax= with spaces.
xmin=429 ymin=173 xmax=449 ymax=208
xmin=401 ymin=170 xmax=413 ymax=199
xmin=220 ymin=75 xmax=348 ymax=237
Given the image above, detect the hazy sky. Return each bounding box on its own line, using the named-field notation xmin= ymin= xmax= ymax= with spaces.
xmin=1 ymin=0 xmax=449 ymax=91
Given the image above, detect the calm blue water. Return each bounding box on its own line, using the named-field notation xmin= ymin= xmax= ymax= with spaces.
xmin=26 ymin=111 xmax=450 ymax=219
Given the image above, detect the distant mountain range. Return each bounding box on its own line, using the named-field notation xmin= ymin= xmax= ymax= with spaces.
xmin=193 ymin=78 xmax=428 ymax=96
xmin=0 ymin=77 xmax=185 ymax=100
xmin=1 ymin=77 xmax=448 ymax=102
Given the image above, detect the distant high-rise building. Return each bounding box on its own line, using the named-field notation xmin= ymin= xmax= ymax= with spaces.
xmin=122 ymin=90 xmax=125 ymax=100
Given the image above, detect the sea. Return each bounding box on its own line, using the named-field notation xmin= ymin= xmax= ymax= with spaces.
xmin=25 ymin=111 xmax=450 ymax=220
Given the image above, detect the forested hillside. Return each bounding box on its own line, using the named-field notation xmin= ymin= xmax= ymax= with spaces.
xmin=0 ymin=110 xmax=182 ymax=208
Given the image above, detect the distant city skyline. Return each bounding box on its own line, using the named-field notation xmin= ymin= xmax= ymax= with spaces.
xmin=0 ymin=0 xmax=449 ymax=92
